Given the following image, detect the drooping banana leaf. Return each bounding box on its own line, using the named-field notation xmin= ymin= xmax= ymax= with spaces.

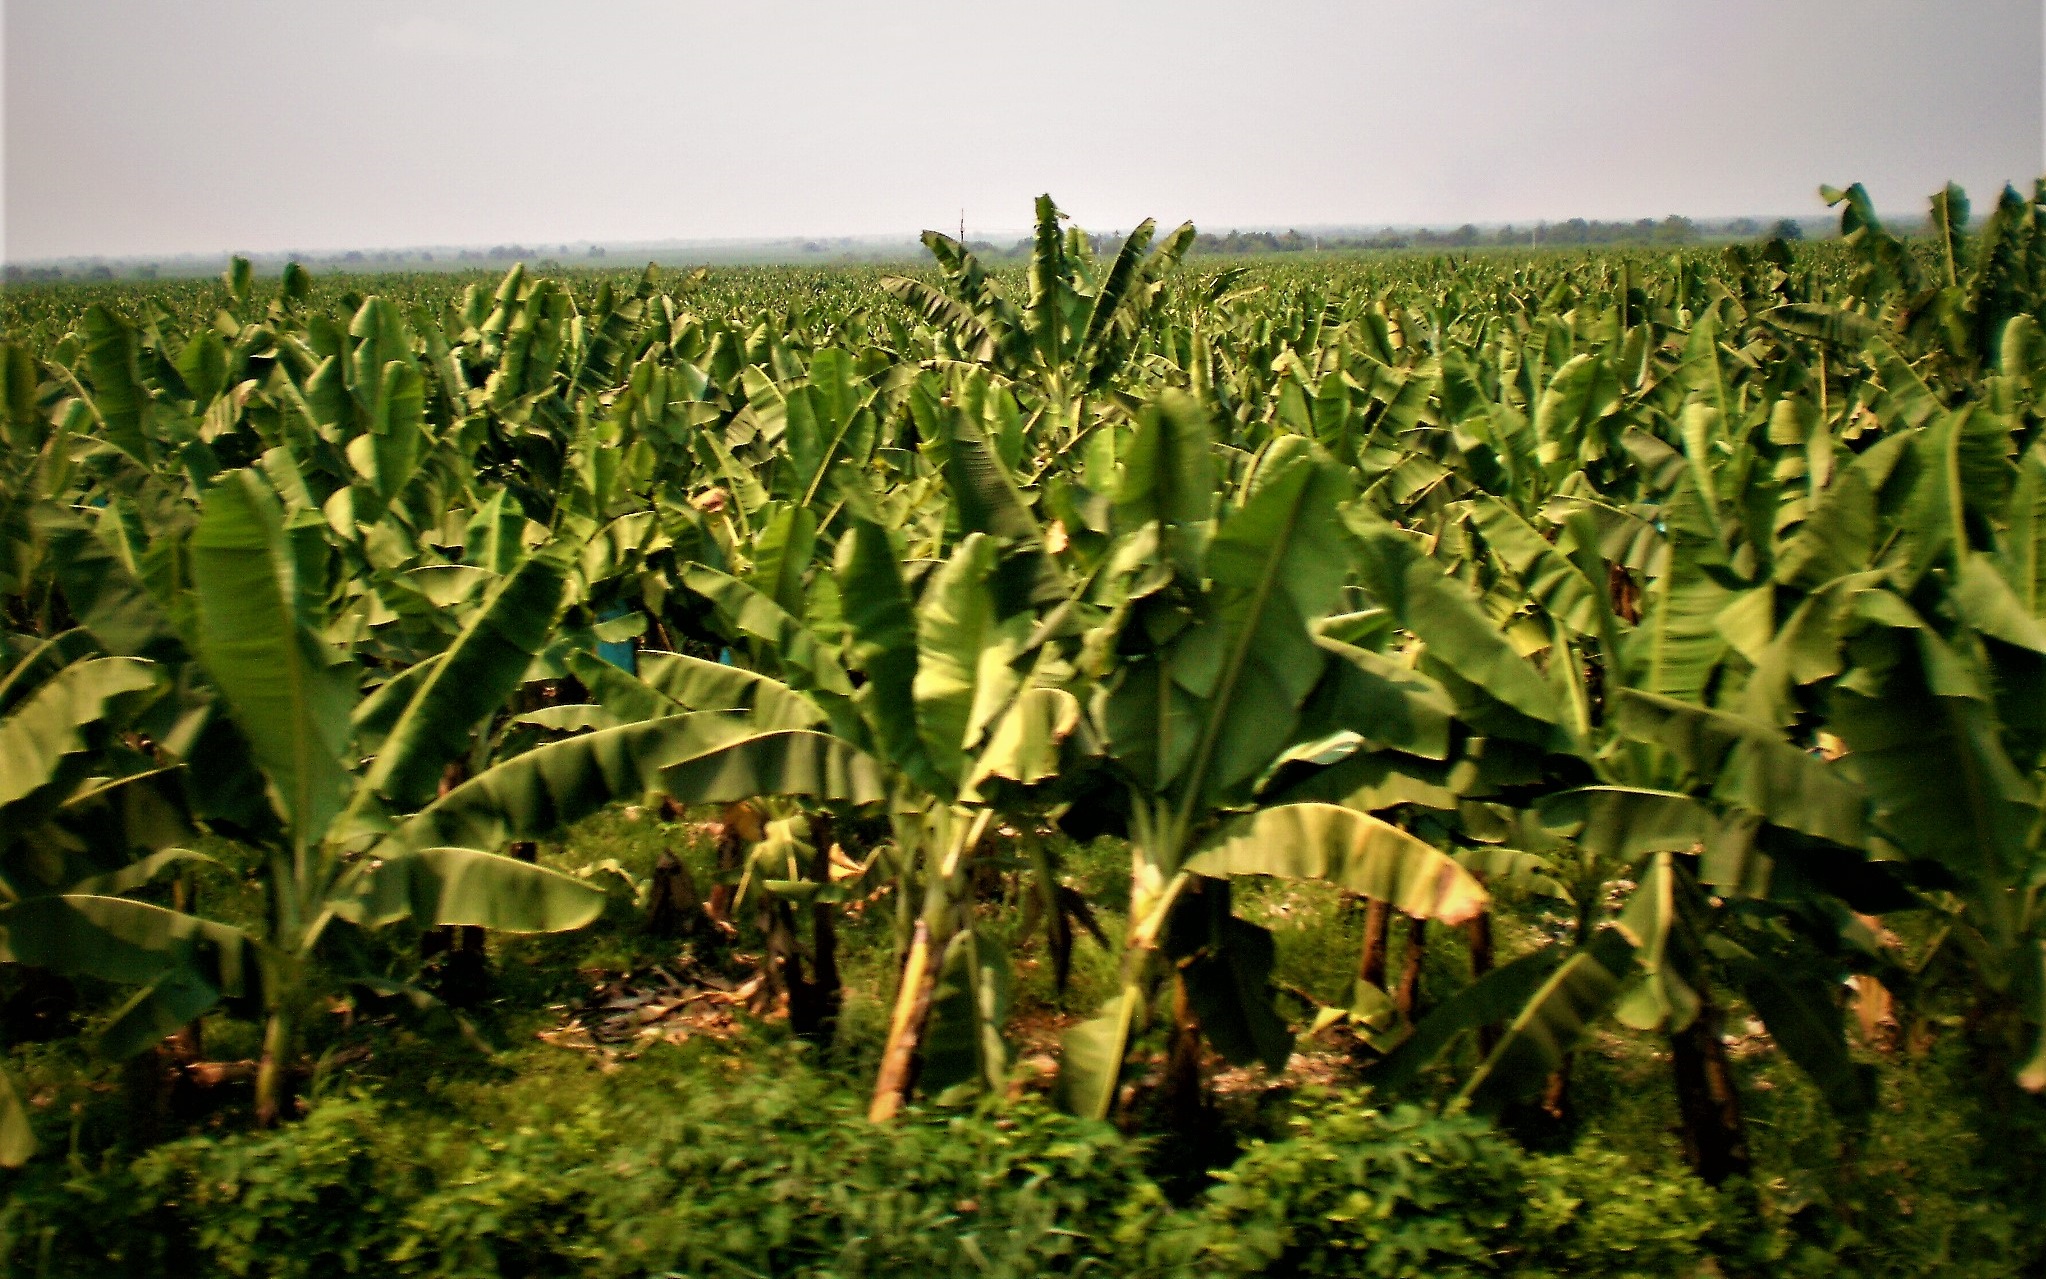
xmin=1726 ymin=948 xmax=1877 ymax=1118
xmin=1167 ymin=888 xmax=1293 ymax=1071
xmin=1186 ymin=800 xmax=1488 ymax=924
xmin=1456 ymin=930 xmax=1633 ymax=1111
xmin=1609 ymin=851 xmax=1700 ymax=1032
xmin=1467 ymin=496 xmax=1601 ymax=636
xmin=1371 ymin=949 xmax=1564 ymax=1088
xmin=360 ymin=553 xmax=568 ymax=809
xmin=680 ymin=565 xmax=854 ymax=697
xmin=1611 ymin=691 xmax=1866 ymax=849
xmin=1348 ymin=514 xmax=1567 ymax=728
xmin=632 ymin=651 xmax=827 ymax=731
xmin=660 ymin=729 xmax=890 ymax=807
xmin=0 ymin=894 xmax=263 ymax=1000
xmin=189 ymin=470 xmax=356 ymax=852
xmin=1537 ymin=787 xmax=1713 ymax=861
xmin=98 ymin=970 xmax=227 ymax=1060
xmin=334 ymin=846 xmax=606 ymax=933
xmin=372 ymin=713 xmax=760 ymax=857
xmin=836 ymin=518 xmax=945 ymax=792
xmin=917 ymin=928 xmax=1011 ymax=1096
xmin=0 ymin=1067 xmax=33 ymax=1167
xmin=0 ymin=656 xmax=162 ymax=824
xmin=1055 ymin=985 xmax=1144 ymax=1119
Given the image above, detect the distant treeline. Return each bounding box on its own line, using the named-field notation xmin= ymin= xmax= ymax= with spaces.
xmin=4 ymin=242 xmax=614 ymax=285
xmin=1182 ymin=215 xmax=1813 ymax=255
xmin=1 ymin=237 xmax=935 ymax=284
xmin=6 ymin=215 xmax=1830 ymax=285
xmin=951 ymin=216 xmax=1810 ymax=261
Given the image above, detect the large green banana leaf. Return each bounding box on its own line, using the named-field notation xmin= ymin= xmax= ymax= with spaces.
xmin=99 ymin=971 xmax=229 ymax=1060
xmin=936 ymin=384 xmax=1064 ymax=610
xmin=1829 ymin=683 xmax=2034 ymax=926
xmin=1183 ymin=802 xmax=1487 ymax=924
xmin=1726 ymin=946 xmax=1877 ymax=1117
xmin=660 ymin=730 xmax=890 ymax=807
xmin=1537 ymin=787 xmax=1713 ymax=861
xmin=0 ymin=656 xmax=161 ymax=823
xmin=190 ymin=470 xmax=356 ymax=852
xmin=1456 ymin=931 xmax=1633 ymax=1111
xmin=1112 ymin=391 xmax=1215 ymax=578
xmin=39 ymin=510 xmax=190 ymax=665
xmin=631 ymin=651 xmax=828 ymax=731
xmin=746 ymin=502 xmax=817 ymax=616
xmin=836 ymin=518 xmax=944 ymax=792
xmin=681 ymin=565 xmax=853 ymax=697
xmin=360 ymin=554 xmax=567 ymax=808
xmin=913 ymin=534 xmax=1029 ymax=789
xmin=78 ymin=305 xmax=155 ymax=464
xmin=1347 ymin=514 xmax=1567 ymax=728
xmin=1292 ymin=638 xmax=1455 ymax=763
xmin=0 ymin=894 xmax=262 ymax=997
xmin=335 ymin=847 xmax=605 ymax=932
xmin=917 ymin=928 xmax=1012 ymax=1096
xmin=962 ymin=686 xmax=1084 ymax=799
xmin=372 ymin=713 xmax=760 ymax=857
xmin=1371 ymin=949 xmax=1564 ymax=1088
xmin=1611 ymin=691 xmax=1865 ymax=848
xmin=1122 ymin=433 xmax=1353 ymax=813
xmin=1054 ymin=986 xmax=1143 ymax=1119
xmin=1467 ymin=496 xmax=1602 ymax=636
xmin=1168 ymin=891 xmax=1293 ymax=1072
xmin=0 ymin=1068 xmax=34 ymax=1168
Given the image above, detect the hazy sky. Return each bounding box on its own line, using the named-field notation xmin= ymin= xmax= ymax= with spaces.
xmin=5 ymin=1 xmax=2042 ymax=261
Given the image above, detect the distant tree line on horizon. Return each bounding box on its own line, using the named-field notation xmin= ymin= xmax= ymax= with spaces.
xmin=0 ymin=211 xmax=1841 ymax=285
xmin=955 ymin=215 xmax=1812 ymax=260
xmin=1187 ymin=215 xmax=1810 ymax=255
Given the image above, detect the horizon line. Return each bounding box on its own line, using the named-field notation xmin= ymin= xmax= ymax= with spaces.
xmin=3 ymin=210 xmax=1851 ymax=270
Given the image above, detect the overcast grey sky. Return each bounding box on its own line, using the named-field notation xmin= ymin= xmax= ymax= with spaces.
xmin=4 ymin=1 xmax=2042 ymax=261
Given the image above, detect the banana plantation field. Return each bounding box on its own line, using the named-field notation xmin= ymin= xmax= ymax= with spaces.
xmin=6 ymin=181 xmax=2046 ymax=1277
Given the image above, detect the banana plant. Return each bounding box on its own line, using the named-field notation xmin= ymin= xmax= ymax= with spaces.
xmin=525 ymin=614 xmax=888 ymax=1051
xmin=532 ymin=485 xmax=1079 ymax=1115
xmin=1049 ymin=393 xmax=1487 ymax=1122
xmin=833 ymin=513 xmax=1088 ymax=1118
xmin=1697 ymin=362 xmax=2046 ymax=1094
xmin=0 ymin=627 xmax=194 ymax=1166
xmin=1340 ymin=499 xmax=1891 ymax=1179
xmin=769 ymin=383 xmax=1079 ymax=1112
xmin=882 ymin=195 xmax=1195 ymax=447
xmin=1817 ymin=179 xmax=2046 ymax=380
xmin=0 ymin=468 xmax=742 ymax=1127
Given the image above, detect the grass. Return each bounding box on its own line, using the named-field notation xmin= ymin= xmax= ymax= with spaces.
xmin=8 ymin=803 xmax=2046 ymax=1278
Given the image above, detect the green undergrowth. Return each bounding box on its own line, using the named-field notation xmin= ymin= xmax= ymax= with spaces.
xmin=6 ymin=809 xmax=2046 ymax=1278
xmin=8 ymin=1043 xmax=2036 ymax=1279
xmin=3 ymin=1049 xmax=1733 ymax=1279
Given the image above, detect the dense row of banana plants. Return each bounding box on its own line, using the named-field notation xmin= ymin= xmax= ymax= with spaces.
xmin=5 ymin=182 xmax=2046 ymax=1181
